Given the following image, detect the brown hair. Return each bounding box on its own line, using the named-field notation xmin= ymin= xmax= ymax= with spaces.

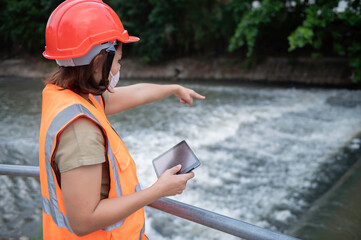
xmin=43 ymin=49 xmax=110 ymax=95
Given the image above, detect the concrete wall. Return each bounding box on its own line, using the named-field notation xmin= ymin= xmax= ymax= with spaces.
xmin=0 ymin=57 xmax=358 ymax=87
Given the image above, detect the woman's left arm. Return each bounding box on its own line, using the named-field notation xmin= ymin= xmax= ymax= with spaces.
xmin=104 ymin=84 xmax=205 ymax=115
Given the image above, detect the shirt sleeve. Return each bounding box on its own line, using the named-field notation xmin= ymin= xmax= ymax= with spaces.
xmin=54 ymin=117 xmax=106 ymax=173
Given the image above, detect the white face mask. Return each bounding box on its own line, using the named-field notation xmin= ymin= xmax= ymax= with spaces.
xmin=108 ymin=64 xmax=120 ymax=90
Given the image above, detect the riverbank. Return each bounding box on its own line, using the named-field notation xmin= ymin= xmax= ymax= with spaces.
xmin=0 ymin=56 xmax=359 ymax=88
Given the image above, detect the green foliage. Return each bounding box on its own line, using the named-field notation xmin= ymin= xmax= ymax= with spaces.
xmin=288 ymin=26 xmax=314 ymax=51
xmin=288 ymin=1 xmax=339 ymax=51
xmin=0 ymin=0 xmax=62 ymax=55
xmin=110 ymin=0 xmax=235 ymax=62
xmin=228 ymin=0 xmax=283 ymax=57
xmin=1 ymin=0 xmax=360 ymax=82
xmin=287 ymin=0 xmax=361 ymax=82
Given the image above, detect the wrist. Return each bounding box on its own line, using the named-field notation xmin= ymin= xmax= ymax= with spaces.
xmin=171 ymin=84 xmax=181 ymax=96
xmin=148 ymin=183 xmax=163 ymax=200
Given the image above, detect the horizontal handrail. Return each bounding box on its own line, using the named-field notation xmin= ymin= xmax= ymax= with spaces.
xmin=0 ymin=164 xmax=299 ymax=240
xmin=0 ymin=164 xmax=39 ymax=177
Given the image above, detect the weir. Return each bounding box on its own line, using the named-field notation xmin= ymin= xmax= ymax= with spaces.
xmin=0 ymin=164 xmax=299 ymax=240
xmin=2 ymin=77 xmax=361 ymax=239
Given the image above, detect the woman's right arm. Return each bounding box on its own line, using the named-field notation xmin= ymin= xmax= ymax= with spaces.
xmin=61 ymin=163 xmax=193 ymax=236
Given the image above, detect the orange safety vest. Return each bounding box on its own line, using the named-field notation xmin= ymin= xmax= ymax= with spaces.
xmin=39 ymin=84 xmax=148 ymax=240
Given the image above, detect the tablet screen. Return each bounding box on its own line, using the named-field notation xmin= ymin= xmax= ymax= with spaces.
xmin=152 ymin=140 xmax=200 ymax=178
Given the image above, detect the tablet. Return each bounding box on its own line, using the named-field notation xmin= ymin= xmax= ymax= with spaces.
xmin=152 ymin=140 xmax=200 ymax=178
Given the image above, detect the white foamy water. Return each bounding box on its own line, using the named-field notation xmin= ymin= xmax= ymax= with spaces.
xmin=1 ymin=77 xmax=361 ymax=239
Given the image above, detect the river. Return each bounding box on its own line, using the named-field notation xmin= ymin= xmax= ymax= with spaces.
xmin=0 ymin=76 xmax=361 ymax=239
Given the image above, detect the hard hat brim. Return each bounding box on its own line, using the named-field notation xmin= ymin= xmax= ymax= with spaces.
xmin=122 ymin=36 xmax=140 ymax=43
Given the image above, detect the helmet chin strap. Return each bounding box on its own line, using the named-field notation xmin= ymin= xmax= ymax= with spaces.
xmin=99 ymin=49 xmax=116 ymax=90
xmin=106 ymin=49 xmax=116 ymax=79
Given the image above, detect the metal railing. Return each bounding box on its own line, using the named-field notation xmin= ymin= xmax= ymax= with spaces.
xmin=0 ymin=164 xmax=299 ymax=240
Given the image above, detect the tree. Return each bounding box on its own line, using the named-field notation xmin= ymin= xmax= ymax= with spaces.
xmin=1 ymin=0 xmax=360 ymax=82
xmin=229 ymin=0 xmax=361 ymax=82
xmin=0 ymin=0 xmax=63 ymax=56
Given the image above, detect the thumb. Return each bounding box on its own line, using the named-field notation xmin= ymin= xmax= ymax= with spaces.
xmin=168 ymin=164 xmax=182 ymax=174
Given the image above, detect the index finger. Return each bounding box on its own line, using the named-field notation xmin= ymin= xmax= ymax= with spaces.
xmin=191 ymin=92 xmax=206 ymax=100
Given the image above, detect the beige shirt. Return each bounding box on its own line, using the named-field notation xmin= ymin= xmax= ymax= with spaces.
xmin=53 ymin=92 xmax=110 ymax=199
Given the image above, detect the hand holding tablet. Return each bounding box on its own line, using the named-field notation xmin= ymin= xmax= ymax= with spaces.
xmin=152 ymin=140 xmax=201 ymax=178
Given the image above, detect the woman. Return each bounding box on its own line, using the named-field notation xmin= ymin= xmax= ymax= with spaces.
xmin=39 ymin=1 xmax=205 ymax=239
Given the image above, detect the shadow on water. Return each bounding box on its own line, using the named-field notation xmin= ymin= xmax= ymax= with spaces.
xmin=289 ymin=135 xmax=361 ymax=240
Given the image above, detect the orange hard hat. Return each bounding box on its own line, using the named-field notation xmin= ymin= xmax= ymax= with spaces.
xmin=43 ymin=0 xmax=139 ymax=60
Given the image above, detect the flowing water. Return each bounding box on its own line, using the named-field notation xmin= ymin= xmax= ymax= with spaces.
xmin=0 ymin=76 xmax=361 ymax=239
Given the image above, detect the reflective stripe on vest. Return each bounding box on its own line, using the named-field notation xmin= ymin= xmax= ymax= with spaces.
xmin=138 ymin=220 xmax=146 ymax=240
xmin=93 ymin=95 xmax=102 ymax=106
xmin=89 ymin=94 xmax=104 ymax=110
xmin=43 ymin=103 xmax=143 ymax=232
